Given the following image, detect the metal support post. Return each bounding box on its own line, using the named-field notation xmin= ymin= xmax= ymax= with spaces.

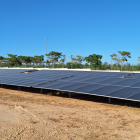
xmin=1 ymin=84 xmax=3 ymax=88
xmin=40 ymin=89 xmax=43 ymax=94
xmin=69 ymin=92 xmax=71 ymax=98
xmin=18 ymin=86 xmax=20 ymax=90
xmin=108 ymin=98 xmax=111 ymax=104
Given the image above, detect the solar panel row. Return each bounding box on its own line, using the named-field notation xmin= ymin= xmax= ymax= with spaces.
xmin=0 ymin=69 xmax=140 ymax=103
xmin=34 ymin=81 xmax=140 ymax=101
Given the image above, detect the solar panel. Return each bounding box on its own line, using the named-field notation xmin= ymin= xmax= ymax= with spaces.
xmin=1 ymin=69 xmax=140 ymax=103
xmin=0 ymin=78 xmax=21 ymax=84
xmin=83 ymin=77 xmax=110 ymax=83
xmin=74 ymin=84 xmax=105 ymax=93
xmin=98 ymin=78 xmax=124 ymax=85
xmin=60 ymin=76 xmax=83 ymax=81
xmin=112 ymin=79 xmax=140 ymax=86
xmin=8 ymin=79 xmax=48 ymax=86
xmin=87 ymin=86 xmax=123 ymax=95
xmin=18 ymin=80 xmax=49 ymax=87
xmin=34 ymin=81 xmax=64 ymax=88
xmin=68 ymin=76 xmax=94 ymax=82
xmin=126 ymin=92 xmax=140 ymax=101
xmin=112 ymin=73 xmax=130 ymax=77
xmin=35 ymin=81 xmax=76 ymax=90
xmin=106 ymin=87 xmax=140 ymax=99
xmin=130 ymin=82 xmax=140 ymax=88
xmin=126 ymin=73 xmax=140 ymax=78
xmin=59 ymin=83 xmax=90 ymax=91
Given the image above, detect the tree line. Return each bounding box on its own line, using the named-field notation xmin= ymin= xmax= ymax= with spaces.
xmin=0 ymin=51 xmax=140 ymax=71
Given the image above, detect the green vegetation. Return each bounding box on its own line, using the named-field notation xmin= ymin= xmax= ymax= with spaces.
xmin=0 ymin=51 xmax=140 ymax=71
xmin=110 ymin=51 xmax=131 ymax=71
xmin=46 ymin=51 xmax=62 ymax=68
xmin=84 ymin=54 xmax=102 ymax=70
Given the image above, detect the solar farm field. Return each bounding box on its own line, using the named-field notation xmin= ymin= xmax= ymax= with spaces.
xmin=1 ymin=69 xmax=140 ymax=140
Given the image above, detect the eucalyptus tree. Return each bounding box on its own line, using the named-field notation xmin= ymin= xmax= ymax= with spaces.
xmin=70 ymin=55 xmax=84 ymax=69
xmin=60 ymin=55 xmax=66 ymax=68
xmin=76 ymin=55 xmax=84 ymax=64
xmin=46 ymin=51 xmax=62 ymax=68
xmin=110 ymin=51 xmax=131 ymax=71
xmin=70 ymin=55 xmax=76 ymax=68
xmin=0 ymin=56 xmax=4 ymax=67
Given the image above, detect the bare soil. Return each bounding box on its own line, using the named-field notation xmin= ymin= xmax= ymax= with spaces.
xmin=0 ymin=88 xmax=140 ymax=140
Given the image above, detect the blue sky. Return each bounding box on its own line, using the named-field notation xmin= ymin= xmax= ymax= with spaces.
xmin=0 ymin=0 xmax=140 ymax=65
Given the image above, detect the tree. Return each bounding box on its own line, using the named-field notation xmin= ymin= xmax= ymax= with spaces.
xmin=7 ymin=54 xmax=21 ymax=66
xmin=18 ymin=56 xmax=32 ymax=67
xmin=60 ymin=55 xmax=66 ymax=68
xmin=76 ymin=55 xmax=84 ymax=64
xmin=70 ymin=55 xmax=84 ymax=69
xmin=84 ymin=54 xmax=102 ymax=69
xmin=138 ymin=57 xmax=140 ymax=61
xmin=30 ymin=57 xmax=36 ymax=66
xmin=70 ymin=55 xmax=76 ymax=68
xmin=110 ymin=51 xmax=131 ymax=71
xmin=24 ymin=56 xmax=32 ymax=67
xmin=45 ymin=51 xmax=62 ymax=68
xmin=46 ymin=60 xmax=51 ymax=67
xmin=34 ymin=56 xmax=39 ymax=66
xmin=0 ymin=56 xmax=4 ymax=67
xmin=18 ymin=56 xmax=25 ymax=65
xmin=40 ymin=55 xmax=44 ymax=65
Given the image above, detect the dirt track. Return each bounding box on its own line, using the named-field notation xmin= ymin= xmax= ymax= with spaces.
xmin=0 ymin=88 xmax=140 ymax=140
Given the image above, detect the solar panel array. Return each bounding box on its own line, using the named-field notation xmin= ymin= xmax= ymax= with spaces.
xmin=0 ymin=69 xmax=140 ymax=102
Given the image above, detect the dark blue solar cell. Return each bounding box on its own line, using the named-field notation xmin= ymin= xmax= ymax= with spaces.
xmin=17 ymin=80 xmax=48 ymax=87
xmin=106 ymin=87 xmax=140 ymax=99
xmin=8 ymin=79 xmax=47 ymax=86
xmin=112 ymin=73 xmax=130 ymax=77
xmin=130 ymin=82 xmax=140 ymax=88
xmin=40 ymin=82 xmax=76 ymax=89
xmin=88 ymin=86 xmax=123 ymax=95
xmin=0 ymin=78 xmax=21 ymax=84
xmin=125 ymin=74 xmax=140 ymax=79
xmin=34 ymin=81 xmax=64 ymax=88
xmin=112 ymin=79 xmax=140 ymax=86
xmin=83 ymin=77 xmax=110 ymax=83
xmin=130 ymin=73 xmax=140 ymax=77
xmin=60 ymin=83 xmax=90 ymax=91
xmin=98 ymin=78 xmax=124 ymax=85
xmin=59 ymin=76 xmax=81 ymax=81
xmin=126 ymin=92 xmax=140 ymax=101
xmin=74 ymin=84 xmax=105 ymax=93
xmin=70 ymin=76 xmax=94 ymax=82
